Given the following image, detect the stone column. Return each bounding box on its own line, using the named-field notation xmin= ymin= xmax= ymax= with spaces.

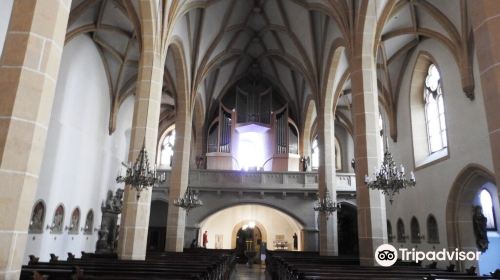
xmin=348 ymin=1 xmax=388 ymax=266
xmin=470 ymin=2 xmax=500 ymax=189
xmin=350 ymin=55 xmax=387 ymax=266
xmin=184 ymin=225 xmax=200 ymax=248
xmin=0 ymin=1 xmax=71 ymax=278
xmin=316 ymin=106 xmax=338 ymax=256
xmin=301 ymin=228 xmax=319 ymax=251
xmin=116 ymin=45 xmax=164 ymax=260
xmin=165 ymin=107 xmax=192 ymax=251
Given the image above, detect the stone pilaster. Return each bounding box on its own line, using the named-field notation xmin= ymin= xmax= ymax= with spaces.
xmin=0 ymin=1 xmax=71 ymax=278
xmin=301 ymin=228 xmax=319 ymax=251
xmin=165 ymin=108 xmax=192 ymax=251
xmin=470 ymin=1 xmax=500 ymax=191
xmin=350 ymin=56 xmax=388 ymax=266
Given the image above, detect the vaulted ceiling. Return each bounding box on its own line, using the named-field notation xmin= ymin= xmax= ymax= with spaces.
xmin=66 ymin=0 xmax=475 ymax=138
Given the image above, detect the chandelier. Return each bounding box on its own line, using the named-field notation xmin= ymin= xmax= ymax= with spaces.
xmin=314 ymin=191 xmax=341 ymax=217
xmin=173 ymin=188 xmax=203 ymax=212
xmin=365 ymin=137 xmax=416 ymax=204
xmin=116 ymin=144 xmax=165 ymax=200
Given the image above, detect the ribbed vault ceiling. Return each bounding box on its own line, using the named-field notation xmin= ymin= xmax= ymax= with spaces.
xmin=66 ymin=0 xmax=475 ymax=138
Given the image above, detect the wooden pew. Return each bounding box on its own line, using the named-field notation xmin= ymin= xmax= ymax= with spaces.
xmin=266 ymin=250 xmax=500 ymax=280
xmin=21 ymin=249 xmax=236 ymax=280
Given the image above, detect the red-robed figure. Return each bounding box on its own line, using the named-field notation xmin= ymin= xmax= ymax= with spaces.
xmin=203 ymin=231 xmax=208 ymax=248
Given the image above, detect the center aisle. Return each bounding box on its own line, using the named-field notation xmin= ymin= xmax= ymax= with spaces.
xmin=230 ymin=264 xmax=270 ymax=280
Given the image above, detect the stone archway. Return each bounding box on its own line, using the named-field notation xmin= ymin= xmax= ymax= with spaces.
xmin=198 ymin=204 xmax=303 ymax=251
xmin=446 ymin=164 xmax=499 ymax=272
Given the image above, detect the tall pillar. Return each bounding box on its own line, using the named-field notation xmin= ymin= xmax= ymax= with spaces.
xmin=317 ymin=106 xmax=338 ymax=255
xmin=349 ymin=1 xmax=388 ymax=266
xmin=350 ymin=53 xmax=387 ymax=266
xmin=470 ymin=2 xmax=500 ymax=189
xmin=116 ymin=43 xmax=164 ymax=260
xmin=165 ymin=105 xmax=192 ymax=251
xmin=0 ymin=1 xmax=71 ymax=278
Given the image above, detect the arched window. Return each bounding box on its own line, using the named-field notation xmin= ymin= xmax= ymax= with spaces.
xmin=311 ymin=136 xmax=319 ymax=170
xmin=379 ymin=113 xmax=384 ymax=157
xmin=479 ymin=189 xmax=497 ymax=230
xmin=397 ymin=219 xmax=405 ymax=243
xmin=410 ymin=217 xmax=421 ymax=243
xmin=159 ymin=128 xmax=175 ymax=167
xmin=335 ymin=137 xmax=341 ymax=171
xmin=424 ymin=64 xmax=447 ymax=154
xmin=427 ymin=214 xmax=439 ymax=243
xmin=289 ymin=122 xmax=299 ymax=154
xmin=387 ymin=220 xmax=393 ymax=243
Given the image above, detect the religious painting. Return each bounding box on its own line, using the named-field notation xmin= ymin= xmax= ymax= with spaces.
xmin=83 ymin=210 xmax=94 ymax=235
xmin=28 ymin=200 xmax=45 ymax=234
xmin=50 ymin=204 xmax=64 ymax=234
xmin=68 ymin=208 xmax=80 ymax=234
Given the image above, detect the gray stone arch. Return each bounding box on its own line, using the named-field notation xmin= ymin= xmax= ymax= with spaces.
xmin=192 ymin=201 xmax=307 ymax=228
xmin=446 ymin=163 xmax=498 ymax=271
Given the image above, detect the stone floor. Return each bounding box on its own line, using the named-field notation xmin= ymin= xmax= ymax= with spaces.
xmin=230 ymin=263 xmax=271 ymax=280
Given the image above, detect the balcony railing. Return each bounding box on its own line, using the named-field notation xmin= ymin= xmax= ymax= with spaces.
xmin=157 ymin=169 xmax=356 ymax=192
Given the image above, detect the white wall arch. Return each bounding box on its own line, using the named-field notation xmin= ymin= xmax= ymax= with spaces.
xmin=0 ymin=0 xmax=14 ymax=58
xmin=23 ymin=35 xmax=134 ymax=263
xmin=199 ymin=204 xmax=304 ymax=251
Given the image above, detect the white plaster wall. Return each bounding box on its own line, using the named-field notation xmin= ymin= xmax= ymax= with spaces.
xmin=200 ymin=204 xmax=303 ymax=250
xmin=335 ymin=124 xmax=354 ymax=173
xmin=387 ymin=38 xmax=494 ymax=259
xmin=23 ymin=35 xmax=134 ymax=263
xmin=0 ymin=0 xmax=14 ymax=58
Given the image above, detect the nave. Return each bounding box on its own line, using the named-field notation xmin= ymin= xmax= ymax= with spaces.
xmin=2 ymin=0 xmax=500 ymax=279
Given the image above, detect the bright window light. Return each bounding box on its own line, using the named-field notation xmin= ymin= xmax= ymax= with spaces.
xmin=480 ymin=189 xmax=497 ymax=230
xmin=237 ymin=132 xmax=265 ymax=171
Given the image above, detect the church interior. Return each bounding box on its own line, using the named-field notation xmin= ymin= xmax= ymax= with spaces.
xmin=1 ymin=0 xmax=500 ymax=279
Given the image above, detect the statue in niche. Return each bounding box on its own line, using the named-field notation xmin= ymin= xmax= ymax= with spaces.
xmin=472 ymin=206 xmax=489 ymax=252
xmin=69 ymin=208 xmax=80 ymax=234
xmin=196 ymin=155 xmax=205 ymax=169
xmin=29 ymin=201 xmax=45 ymax=234
xmin=300 ymin=156 xmax=310 ymax=172
xmin=83 ymin=210 xmax=94 ymax=234
xmin=51 ymin=205 xmax=64 ymax=234
xmin=96 ymin=189 xmax=124 ymax=254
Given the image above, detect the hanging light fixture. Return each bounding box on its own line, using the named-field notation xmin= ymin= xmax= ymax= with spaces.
xmin=365 ymin=131 xmax=416 ymax=203
xmin=314 ymin=191 xmax=341 ymax=217
xmin=116 ymin=143 xmax=165 ymax=200
xmin=173 ymin=188 xmax=203 ymax=213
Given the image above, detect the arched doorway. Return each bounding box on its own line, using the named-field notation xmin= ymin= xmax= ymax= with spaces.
xmin=446 ymin=164 xmax=500 ymax=273
xmin=337 ymin=203 xmax=359 ymax=256
xmin=234 ymin=222 xmax=263 ymax=263
xmin=147 ymin=200 xmax=168 ymax=252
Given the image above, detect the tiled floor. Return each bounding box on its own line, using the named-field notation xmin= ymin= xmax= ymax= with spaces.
xmin=230 ymin=263 xmax=271 ymax=280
